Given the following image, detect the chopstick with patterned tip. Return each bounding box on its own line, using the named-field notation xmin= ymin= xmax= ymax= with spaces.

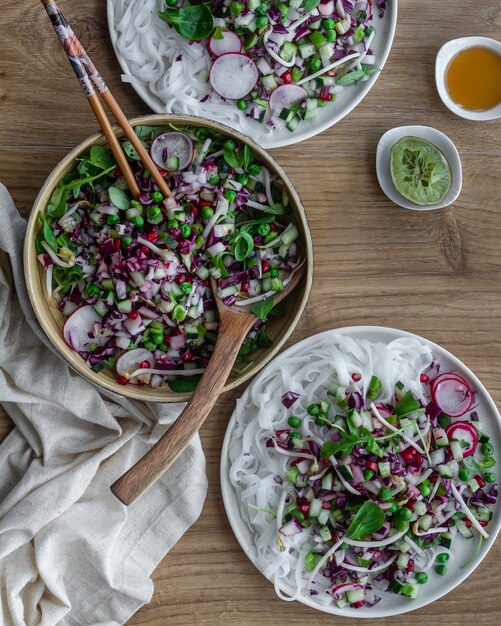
xmin=39 ymin=0 xmax=172 ymax=200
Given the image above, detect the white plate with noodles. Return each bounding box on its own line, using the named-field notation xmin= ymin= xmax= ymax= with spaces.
xmin=107 ymin=1 xmax=397 ymax=149
xmin=220 ymin=326 xmax=501 ymax=616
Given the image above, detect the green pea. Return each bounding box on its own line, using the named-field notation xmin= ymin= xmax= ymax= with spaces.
xmin=150 ymin=333 xmax=164 ymax=346
xmin=287 ymin=415 xmax=301 ymax=428
xmin=237 ymin=99 xmax=248 ymax=111
xmin=131 ymin=216 xmax=144 ymax=228
xmin=326 ymin=29 xmax=337 ymax=43
xmin=237 ymin=173 xmax=249 ymax=185
xmin=484 ymin=472 xmax=496 ymax=483
xmin=195 ymin=235 xmax=205 ymax=249
xmin=290 ymin=431 xmax=302 ymax=440
xmin=397 ymin=506 xmax=412 ymax=520
xmin=224 ymin=189 xmax=237 ymax=202
xmin=364 ymin=469 xmax=375 ymax=481
xmin=435 ymin=564 xmax=447 ymax=576
xmin=107 ymin=214 xmax=119 ymax=225
xmin=224 ymin=140 xmax=236 ymax=152
xmin=257 ymin=3 xmax=268 ymax=14
xmin=257 ymin=223 xmax=271 ymax=236
xmin=158 ymin=343 xmax=169 ymax=352
xmin=388 ymin=500 xmax=398 ymax=513
xmin=166 ymin=218 xmax=179 ymax=229
xmin=143 ymin=341 xmax=157 ymax=351
xmin=392 ymin=516 xmax=408 ymax=532
xmin=309 ymin=58 xmax=321 ymax=72
xmin=180 ymin=224 xmax=191 ymax=238
xmin=201 ymin=206 xmax=214 ymax=220
xmin=172 ymin=304 xmax=186 ymax=321
xmin=278 ymin=3 xmax=288 ymax=19
xmin=180 ymin=281 xmax=192 ymax=294
xmin=294 ymin=510 xmax=305 ymax=522
xmin=165 ymin=0 xmax=177 ymax=6
xmin=323 ymin=18 xmax=335 ymax=30
xmin=307 ymin=403 xmax=320 ymax=416
xmin=481 ymin=442 xmax=494 ymax=456
xmin=418 ymin=483 xmax=431 ymax=497
xmin=255 ymin=15 xmax=268 ymax=28
xmin=122 ymin=237 xmax=133 ymax=248
xmin=379 ymin=487 xmax=392 ymax=501
xmin=458 ymin=468 xmax=471 ymax=482
xmin=415 ymin=572 xmax=428 ymax=584
xmin=249 ymin=164 xmax=261 ymax=176
xmin=315 ymin=413 xmax=329 ymax=426
xmin=269 ymin=267 xmax=280 ymax=278
xmin=208 ymin=174 xmax=220 ymax=185
xmin=483 ymin=456 xmax=496 ymax=469
xmin=151 ymin=191 xmax=164 ymax=203
xmin=148 ymin=206 xmax=162 ymax=218
xmin=436 ymin=552 xmax=449 ymax=563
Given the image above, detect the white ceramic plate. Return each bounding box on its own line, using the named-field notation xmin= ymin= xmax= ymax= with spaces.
xmin=220 ymin=326 xmax=501 ymax=617
xmin=107 ymin=1 xmax=398 ymax=149
xmin=376 ymin=125 xmax=462 ymax=211
xmin=435 ymin=36 xmax=501 ymax=122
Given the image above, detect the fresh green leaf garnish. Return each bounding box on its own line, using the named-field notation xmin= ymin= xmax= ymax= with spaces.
xmin=159 ymin=5 xmax=214 ymax=41
xmin=223 ymin=145 xmax=243 ymax=169
xmin=212 ymin=25 xmax=224 ymax=40
xmin=347 ymin=502 xmax=385 ymax=540
xmin=243 ymin=144 xmax=252 ymax=171
xmin=394 ymin=391 xmax=420 ymax=416
xmin=133 ymin=125 xmax=156 ymax=140
xmin=303 ymin=0 xmax=321 ymax=13
xmin=251 ymin=296 xmax=275 ymax=321
xmin=233 ymin=232 xmax=254 ymax=261
xmin=122 ymin=140 xmax=141 ymax=161
xmin=108 ymin=186 xmax=131 ymax=210
xmin=39 ymin=212 xmax=58 ymax=252
xmin=89 ymin=144 xmax=115 ymax=170
xmin=336 ymin=64 xmax=380 ymax=87
xmin=168 ymin=374 xmax=202 ymax=393
xmin=47 ymin=186 xmax=70 ymax=219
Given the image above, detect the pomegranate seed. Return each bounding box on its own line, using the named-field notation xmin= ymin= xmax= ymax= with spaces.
xmin=117 ymin=261 xmax=126 ymax=270
xmin=114 ymin=239 xmax=121 ymax=251
xmin=261 ymin=260 xmax=270 ymax=272
xmin=351 ymin=372 xmax=362 ymax=382
xmin=406 ymin=559 xmax=415 ymax=572
xmin=462 ymin=518 xmax=472 ymax=528
xmin=140 ymin=245 xmax=149 ymax=254
xmin=240 ymin=281 xmax=249 ymax=293
xmin=114 ymin=167 xmax=122 ymax=178
xmin=405 ymin=499 xmax=415 ymax=510
xmin=146 ymin=232 xmax=158 ymax=241
xmin=181 ymin=351 xmax=193 ymax=362
xmin=163 ymin=335 xmax=171 ymax=345
xmin=139 ymin=360 xmax=150 ymax=369
xmin=201 ymin=357 xmax=210 ymax=366
xmin=414 ymin=453 xmax=423 ymax=466
xmin=322 ymin=458 xmax=331 ymax=465
xmin=479 ymin=520 xmax=488 ymax=527
xmin=269 ymin=223 xmax=277 ymax=231
xmin=199 ymin=200 xmax=212 ymax=207
xmin=159 ymin=169 xmax=167 ymax=177
xmin=117 ymin=376 xmax=129 ymax=385
xmin=365 ymin=460 xmax=378 ymax=472
xmin=127 ymin=311 xmax=139 ymax=319
xmin=354 ymin=601 xmax=364 ymax=608
xmin=430 ymin=474 xmax=439 ymax=483
xmin=230 ymin=167 xmax=236 ymax=174
xmin=282 ymin=71 xmax=292 ymax=84
xmin=191 ymin=205 xmax=199 ymax=216
xmin=320 ymin=93 xmax=333 ymax=101
xmin=321 ymin=501 xmax=331 ymax=509
xmin=402 ymin=451 xmax=413 ymax=462
xmin=420 ymin=373 xmax=429 ymax=383
xmin=372 ymin=550 xmax=382 ymax=559
xmin=325 ymin=70 xmax=335 ymax=76
xmin=475 ymin=475 xmax=486 ymax=488
xmin=298 ymin=504 xmax=310 ymax=514
xmin=206 ymin=163 xmax=217 ymax=171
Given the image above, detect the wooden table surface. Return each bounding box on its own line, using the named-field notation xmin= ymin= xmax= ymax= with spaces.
xmin=1 ymin=0 xmax=501 ymax=624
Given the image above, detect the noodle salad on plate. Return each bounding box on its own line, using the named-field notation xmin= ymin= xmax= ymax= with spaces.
xmin=222 ymin=328 xmax=501 ymax=615
xmin=108 ymin=0 xmax=396 ymax=148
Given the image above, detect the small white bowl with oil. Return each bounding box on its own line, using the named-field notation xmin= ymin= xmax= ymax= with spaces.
xmin=435 ymin=36 xmax=501 ymax=121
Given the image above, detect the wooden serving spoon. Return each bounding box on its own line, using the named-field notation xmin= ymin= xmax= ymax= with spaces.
xmin=111 ymin=258 xmax=305 ymax=505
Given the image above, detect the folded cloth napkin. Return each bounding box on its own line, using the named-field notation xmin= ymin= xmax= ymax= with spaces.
xmin=0 ymin=184 xmax=208 ymax=626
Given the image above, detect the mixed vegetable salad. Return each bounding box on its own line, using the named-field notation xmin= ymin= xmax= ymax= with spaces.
xmin=265 ymin=365 xmax=497 ymax=608
xmin=159 ymin=0 xmax=386 ymax=131
xmin=36 ymin=124 xmax=301 ymax=391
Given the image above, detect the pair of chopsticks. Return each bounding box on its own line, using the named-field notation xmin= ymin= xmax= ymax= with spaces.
xmin=40 ymin=0 xmax=172 ymax=200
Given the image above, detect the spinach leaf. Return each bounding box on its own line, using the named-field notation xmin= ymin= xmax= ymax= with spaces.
xmin=63 ymin=165 xmax=116 ymax=192
xmin=108 ymin=186 xmax=131 ymax=210
xmin=233 ymin=232 xmax=254 ymax=261
xmin=303 ymin=0 xmax=320 ymax=12
xmin=39 ymin=213 xmax=58 ymax=252
xmin=251 ymin=296 xmax=275 ymax=321
xmin=347 ymin=502 xmax=385 ymax=540
xmin=133 ymin=125 xmax=156 ymax=140
xmin=394 ymin=390 xmax=420 ymax=416
xmin=89 ymin=144 xmax=115 ymax=170
xmin=159 ymin=5 xmax=214 ymax=41
xmin=223 ymin=145 xmax=243 ymax=169
xmin=47 ymin=186 xmax=70 ymax=219
xmin=122 ymin=140 xmax=143 ymax=161
xmin=168 ymin=374 xmax=202 ymax=393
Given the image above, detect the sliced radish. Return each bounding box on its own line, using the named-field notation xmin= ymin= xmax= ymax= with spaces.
xmin=269 ymin=84 xmax=308 ymax=112
xmin=373 ymin=404 xmax=393 ymax=418
xmin=446 ymin=421 xmax=478 ymax=457
xmin=63 ymin=305 xmax=101 ymax=352
xmin=209 ymin=53 xmax=258 ymax=100
xmin=431 ymin=372 xmax=468 ymax=393
xmin=432 ymin=376 xmax=473 ymax=417
xmin=208 ymin=30 xmax=242 ymax=56
xmin=150 ymin=132 xmax=194 ymax=171
xmin=116 ymin=348 xmax=154 ymax=384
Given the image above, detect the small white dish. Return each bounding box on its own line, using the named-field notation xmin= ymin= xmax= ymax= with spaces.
xmin=435 ymin=37 xmax=501 ymax=121
xmin=376 ymin=125 xmax=462 ymax=211
xmin=220 ymin=326 xmax=501 ymax=617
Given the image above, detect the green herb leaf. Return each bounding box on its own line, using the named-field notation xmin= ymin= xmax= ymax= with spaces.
xmin=212 ymin=25 xmax=224 ymax=40
xmin=223 ymin=145 xmax=243 ymax=169
xmin=264 ymin=203 xmax=285 ymax=215
xmin=39 ymin=213 xmax=58 ymax=252
xmin=159 ymin=5 xmax=214 ymax=41
xmin=347 ymin=502 xmax=385 ymax=540
xmin=62 ymin=165 xmax=116 ymax=192
xmin=394 ymin=390 xmax=420 ymax=416
xmin=168 ymin=374 xmax=202 ymax=393
xmin=47 ymin=186 xmax=69 ymax=219
xmin=243 ymin=144 xmax=252 ymax=171
xmin=122 ymin=140 xmax=144 ymax=161
xmin=303 ymin=0 xmax=321 ymax=13
xmin=251 ymin=296 xmax=275 ymax=321
xmin=53 ymin=265 xmax=83 ymax=287
xmin=133 ymin=125 xmax=156 ymax=140
xmin=89 ymin=144 xmax=115 ymax=170
xmin=108 ymin=186 xmax=131 ymax=210
xmin=336 ymin=65 xmax=379 ymax=87
xmin=233 ymin=232 xmax=254 ymax=261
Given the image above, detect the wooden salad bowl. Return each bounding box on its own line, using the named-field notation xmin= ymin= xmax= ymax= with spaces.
xmin=23 ymin=114 xmax=313 ymax=402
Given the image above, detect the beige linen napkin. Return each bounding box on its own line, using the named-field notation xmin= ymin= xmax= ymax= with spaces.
xmin=0 ymin=184 xmax=208 ymax=626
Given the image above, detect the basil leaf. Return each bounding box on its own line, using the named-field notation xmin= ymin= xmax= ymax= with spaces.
xmin=233 ymin=232 xmax=254 ymax=261
xmin=108 ymin=186 xmax=131 ymax=210
xmin=251 ymin=296 xmax=275 ymax=321
xmin=89 ymin=144 xmax=115 ymax=170
xmin=347 ymin=502 xmax=385 ymax=540
xmin=303 ymin=0 xmax=320 ymax=12
xmin=159 ymin=5 xmax=214 ymax=41
xmin=168 ymin=374 xmax=202 ymax=393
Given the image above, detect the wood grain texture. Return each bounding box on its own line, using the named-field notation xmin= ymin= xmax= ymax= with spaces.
xmin=1 ymin=0 xmax=501 ymax=624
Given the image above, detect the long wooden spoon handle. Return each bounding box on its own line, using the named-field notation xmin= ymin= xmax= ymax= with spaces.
xmin=110 ymin=312 xmax=255 ymax=506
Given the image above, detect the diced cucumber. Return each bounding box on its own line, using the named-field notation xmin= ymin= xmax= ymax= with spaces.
xmin=303 ymin=108 xmax=317 ymax=121
xmin=395 ymin=381 xmax=405 ymax=401
xmin=309 ymin=19 xmax=321 ymax=30
xmin=390 ymin=579 xmax=404 ymax=594
xmin=247 ymin=0 xmax=260 ymax=8
xmin=337 ymin=465 xmax=353 ymax=481
xmin=287 ymin=466 xmax=300 ymax=484
xmin=474 ymin=507 xmax=493 ymax=522
xmin=440 ymin=531 xmax=453 ymax=548
xmin=282 ymin=224 xmax=299 ymax=246
xmin=286 ymin=114 xmax=301 ymax=132
xmin=478 ymin=432 xmax=490 ymax=444
xmin=117 ymin=299 xmax=132 ymax=314
xmin=336 ymin=597 xmax=348 ymax=609
xmin=346 ymin=588 xmax=364 ymax=604
xmin=457 ymin=519 xmax=474 ymax=538
xmin=397 ymin=553 xmax=409 ymax=569
xmin=378 ymin=461 xmax=391 ymax=478
xmin=419 ymin=514 xmax=433 ymax=531
xmin=318 ymin=512 xmax=331 ymax=529
xmin=361 ymin=410 xmax=374 ymax=432
xmin=450 ymin=438 xmax=464 ymax=461
xmin=185 ymin=323 xmax=198 ymax=339
xmin=468 ymin=477 xmax=481 ymax=493
xmin=321 ymin=472 xmax=333 ymax=490
xmin=319 ymin=42 xmax=334 ymax=60
xmin=299 ymin=43 xmax=316 ymax=59
xmin=309 ymin=498 xmax=322 ymax=518
xmin=195 ymin=265 xmax=209 ymax=280
xmin=317 ymin=76 xmax=336 ymax=86
xmin=281 ymin=41 xmax=297 ymax=63
xmin=218 ymin=285 xmax=238 ymax=299
xmin=261 ymin=74 xmax=277 ymax=91
xmin=279 ymin=107 xmax=292 ymax=121
xmin=92 ymin=300 xmax=108 ymax=317
xmin=348 ymin=409 xmax=364 ymax=429
xmin=306 ymin=97 xmax=318 ymax=111
xmin=438 ymin=464 xmax=453 ymax=478
xmin=401 ymin=583 xmax=420 ymax=599
xmin=414 ymin=501 xmax=427 ymax=516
